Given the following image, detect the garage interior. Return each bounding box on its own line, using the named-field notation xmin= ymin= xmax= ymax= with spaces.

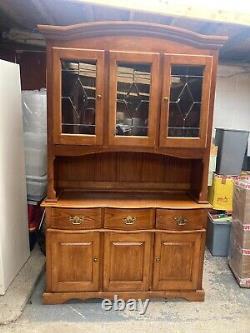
xmin=0 ymin=1 xmax=250 ymax=332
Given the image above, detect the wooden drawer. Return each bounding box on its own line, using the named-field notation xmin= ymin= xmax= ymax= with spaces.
xmin=47 ymin=208 xmax=102 ymax=230
xmin=104 ymin=208 xmax=154 ymax=230
xmin=156 ymin=209 xmax=207 ymax=231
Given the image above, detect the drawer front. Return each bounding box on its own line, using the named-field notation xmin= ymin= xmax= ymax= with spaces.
xmin=104 ymin=208 xmax=154 ymax=230
xmin=47 ymin=208 xmax=102 ymax=230
xmin=156 ymin=209 xmax=207 ymax=231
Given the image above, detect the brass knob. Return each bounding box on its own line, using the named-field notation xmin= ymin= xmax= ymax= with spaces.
xmin=174 ymin=216 xmax=188 ymax=226
xmin=93 ymin=257 xmax=98 ymax=262
xmin=97 ymin=94 xmax=102 ymax=99
xmin=163 ymin=96 xmax=169 ymax=102
xmin=69 ymin=216 xmax=84 ymax=225
xmin=155 ymin=257 xmax=160 ymax=262
xmin=123 ymin=216 xmax=136 ymax=225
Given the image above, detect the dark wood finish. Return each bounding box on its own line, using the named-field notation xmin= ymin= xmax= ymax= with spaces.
xmin=39 ymin=21 xmax=225 ymax=304
xmin=156 ymin=209 xmax=207 ymax=230
xmin=47 ymin=230 xmax=100 ymax=292
xmin=152 ymin=232 xmax=203 ymax=290
xmin=46 ymin=208 xmax=102 ymax=230
xmin=103 ymin=232 xmax=152 ymax=291
xmin=104 ymin=208 xmax=154 ymax=230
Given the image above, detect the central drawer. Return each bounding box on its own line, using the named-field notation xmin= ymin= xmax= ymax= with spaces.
xmin=47 ymin=208 xmax=102 ymax=229
xmin=104 ymin=208 xmax=154 ymax=230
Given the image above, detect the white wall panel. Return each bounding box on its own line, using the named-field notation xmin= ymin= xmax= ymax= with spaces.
xmin=214 ymin=65 xmax=250 ymax=155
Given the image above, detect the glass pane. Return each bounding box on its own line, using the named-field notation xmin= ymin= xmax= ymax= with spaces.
xmin=168 ymin=65 xmax=204 ymax=138
xmin=61 ymin=60 xmax=97 ymax=135
xmin=115 ymin=62 xmax=151 ymax=137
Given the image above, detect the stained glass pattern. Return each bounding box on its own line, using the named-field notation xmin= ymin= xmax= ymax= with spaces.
xmin=168 ymin=65 xmax=204 ymax=138
xmin=61 ymin=60 xmax=97 ymax=135
xmin=115 ymin=63 xmax=151 ymax=137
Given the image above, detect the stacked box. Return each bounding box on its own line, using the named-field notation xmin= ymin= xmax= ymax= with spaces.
xmin=209 ymin=174 xmax=238 ymax=211
xmin=231 ymin=219 xmax=250 ymax=248
xmin=229 ymin=176 xmax=250 ymax=287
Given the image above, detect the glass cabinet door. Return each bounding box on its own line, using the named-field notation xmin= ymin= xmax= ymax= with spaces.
xmin=159 ymin=54 xmax=213 ymax=148
xmin=108 ymin=51 xmax=160 ymax=147
xmin=52 ymin=48 xmax=104 ymax=145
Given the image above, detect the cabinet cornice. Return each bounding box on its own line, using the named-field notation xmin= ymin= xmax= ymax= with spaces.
xmin=38 ymin=21 xmax=227 ymax=49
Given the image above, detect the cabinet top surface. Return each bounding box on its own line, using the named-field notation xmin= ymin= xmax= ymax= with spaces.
xmin=38 ymin=21 xmax=227 ymax=49
xmin=42 ymin=191 xmax=211 ymax=209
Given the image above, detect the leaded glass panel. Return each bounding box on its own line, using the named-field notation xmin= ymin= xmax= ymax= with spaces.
xmin=61 ymin=60 xmax=97 ymax=135
xmin=168 ymin=65 xmax=204 ymax=138
xmin=115 ymin=63 xmax=151 ymax=137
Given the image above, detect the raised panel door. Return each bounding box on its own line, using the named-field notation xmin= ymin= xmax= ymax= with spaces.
xmin=153 ymin=232 xmax=203 ymax=290
xmin=103 ymin=232 xmax=152 ymax=291
xmin=48 ymin=230 xmax=100 ymax=292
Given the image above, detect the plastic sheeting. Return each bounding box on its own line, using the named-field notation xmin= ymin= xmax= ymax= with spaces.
xmin=22 ymin=89 xmax=47 ymax=200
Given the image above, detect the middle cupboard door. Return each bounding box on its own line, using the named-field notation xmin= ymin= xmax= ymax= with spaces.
xmin=108 ymin=51 xmax=160 ymax=147
xmin=103 ymin=232 xmax=152 ymax=291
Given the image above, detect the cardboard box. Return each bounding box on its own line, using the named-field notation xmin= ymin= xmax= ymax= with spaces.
xmin=229 ymin=239 xmax=250 ymax=279
xmin=231 ymin=219 xmax=250 ymax=248
xmin=233 ymin=177 xmax=250 ymax=224
xmin=229 ymin=261 xmax=250 ymax=288
xmin=209 ymin=174 xmax=237 ymax=211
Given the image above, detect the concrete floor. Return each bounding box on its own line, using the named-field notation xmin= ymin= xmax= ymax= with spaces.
xmin=0 ymin=246 xmax=45 ymax=325
xmin=1 ymin=250 xmax=250 ymax=333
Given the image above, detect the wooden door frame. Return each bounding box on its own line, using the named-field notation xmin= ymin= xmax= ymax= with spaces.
xmin=108 ymin=50 xmax=160 ymax=147
xmin=52 ymin=47 xmax=105 ymax=145
xmin=159 ymin=54 xmax=213 ymax=148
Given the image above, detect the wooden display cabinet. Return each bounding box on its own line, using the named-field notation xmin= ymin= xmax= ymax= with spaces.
xmin=39 ymin=21 xmax=227 ymax=304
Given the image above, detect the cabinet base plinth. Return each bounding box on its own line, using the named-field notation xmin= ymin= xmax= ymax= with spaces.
xmin=43 ymin=290 xmax=205 ymax=304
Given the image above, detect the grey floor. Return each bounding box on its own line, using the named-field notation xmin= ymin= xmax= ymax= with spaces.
xmin=1 ymin=250 xmax=250 ymax=333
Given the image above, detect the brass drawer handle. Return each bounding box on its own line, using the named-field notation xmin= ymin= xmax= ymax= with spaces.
xmin=155 ymin=257 xmax=161 ymax=262
xmin=123 ymin=216 xmax=136 ymax=225
xmin=174 ymin=216 xmax=188 ymax=226
xmin=69 ymin=216 xmax=84 ymax=225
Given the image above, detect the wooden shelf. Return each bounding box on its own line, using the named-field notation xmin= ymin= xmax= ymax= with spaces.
xmin=42 ymin=191 xmax=211 ymax=209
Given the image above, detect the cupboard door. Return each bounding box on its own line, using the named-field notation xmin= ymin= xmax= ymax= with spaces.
xmin=153 ymin=232 xmax=203 ymax=290
xmin=109 ymin=51 xmax=160 ymax=147
xmin=48 ymin=230 xmax=100 ymax=292
xmin=104 ymin=232 xmax=152 ymax=291
xmin=52 ymin=47 xmax=104 ymax=145
xmin=160 ymin=54 xmax=213 ymax=148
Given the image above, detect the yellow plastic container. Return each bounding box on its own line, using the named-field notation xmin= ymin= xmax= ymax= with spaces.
xmin=209 ymin=174 xmax=237 ymax=211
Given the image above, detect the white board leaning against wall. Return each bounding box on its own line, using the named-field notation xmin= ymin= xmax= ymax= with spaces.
xmin=0 ymin=60 xmax=30 ymax=295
